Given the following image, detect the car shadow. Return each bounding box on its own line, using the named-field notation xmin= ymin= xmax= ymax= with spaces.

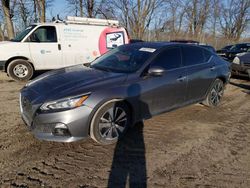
xmin=230 ymin=80 xmax=250 ymax=95
xmin=231 ymin=75 xmax=250 ymax=81
xmin=230 ymin=81 xmax=250 ymax=90
xmin=108 ymin=83 xmax=149 ymax=188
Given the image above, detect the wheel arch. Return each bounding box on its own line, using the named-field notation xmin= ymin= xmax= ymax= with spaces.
xmin=217 ymin=75 xmax=227 ymax=84
xmin=88 ymin=97 xmax=135 ymax=136
xmin=5 ymin=56 xmax=34 ymax=72
xmin=204 ymin=76 xmax=226 ymax=101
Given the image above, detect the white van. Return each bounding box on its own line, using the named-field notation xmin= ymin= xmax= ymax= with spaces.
xmin=0 ymin=16 xmax=130 ymax=81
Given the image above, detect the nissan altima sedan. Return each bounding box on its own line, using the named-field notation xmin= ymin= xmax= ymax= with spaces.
xmin=20 ymin=42 xmax=230 ymax=145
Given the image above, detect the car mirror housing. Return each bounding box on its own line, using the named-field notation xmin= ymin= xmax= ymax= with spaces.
xmin=148 ymin=67 xmax=165 ymax=77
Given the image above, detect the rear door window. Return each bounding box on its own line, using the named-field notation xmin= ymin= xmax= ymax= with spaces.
xmin=182 ymin=46 xmax=205 ymax=66
xmin=151 ymin=47 xmax=182 ymax=70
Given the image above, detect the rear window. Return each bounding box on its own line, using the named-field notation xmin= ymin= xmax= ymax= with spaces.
xmin=183 ymin=46 xmax=205 ymax=66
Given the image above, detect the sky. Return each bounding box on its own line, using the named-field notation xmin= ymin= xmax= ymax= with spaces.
xmin=48 ymin=0 xmax=70 ymax=19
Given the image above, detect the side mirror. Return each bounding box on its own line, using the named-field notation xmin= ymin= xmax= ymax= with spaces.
xmin=148 ymin=67 xmax=165 ymax=77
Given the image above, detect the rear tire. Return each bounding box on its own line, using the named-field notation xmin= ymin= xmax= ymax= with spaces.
xmin=203 ymin=79 xmax=225 ymax=107
xmin=7 ymin=59 xmax=33 ymax=82
xmin=90 ymin=100 xmax=131 ymax=145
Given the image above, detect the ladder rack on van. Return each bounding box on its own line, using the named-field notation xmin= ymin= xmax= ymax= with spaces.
xmin=65 ymin=16 xmax=119 ymax=27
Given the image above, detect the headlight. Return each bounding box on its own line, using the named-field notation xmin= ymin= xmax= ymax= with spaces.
xmin=40 ymin=94 xmax=89 ymax=111
xmin=236 ymin=52 xmax=246 ymax=57
xmin=233 ymin=57 xmax=240 ymax=64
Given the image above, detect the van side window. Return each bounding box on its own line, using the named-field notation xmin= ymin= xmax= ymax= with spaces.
xmin=27 ymin=26 xmax=57 ymax=43
xmin=151 ymin=47 xmax=182 ymax=70
xmin=183 ymin=46 xmax=204 ymax=66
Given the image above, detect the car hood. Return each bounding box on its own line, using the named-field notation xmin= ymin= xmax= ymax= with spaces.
xmin=237 ymin=52 xmax=250 ymax=64
xmin=21 ymin=64 xmax=127 ymax=103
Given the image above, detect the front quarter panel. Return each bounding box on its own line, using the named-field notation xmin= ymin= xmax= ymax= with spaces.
xmin=0 ymin=42 xmax=31 ymax=61
xmin=83 ymin=78 xmax=143 ymax=125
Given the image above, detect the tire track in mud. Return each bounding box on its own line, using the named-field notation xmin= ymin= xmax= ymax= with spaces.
xmin=0 ymin=75 xmax=249 ymax=187
xmin=148 ymin=84 xmax=250 ymax=188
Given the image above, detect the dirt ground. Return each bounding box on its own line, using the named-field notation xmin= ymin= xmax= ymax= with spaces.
xmin=0 ymin=72 xmax=249 ymax=188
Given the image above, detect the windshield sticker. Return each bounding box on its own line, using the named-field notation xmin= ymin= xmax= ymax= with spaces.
xmin=139 ymin=47 xmax=156 ymax=53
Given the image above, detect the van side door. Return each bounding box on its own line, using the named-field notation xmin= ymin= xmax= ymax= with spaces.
xmin=26 ymin=25 xmax=62 ymax=70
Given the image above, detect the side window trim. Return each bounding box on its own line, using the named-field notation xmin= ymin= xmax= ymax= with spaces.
xmin=25 ymin=26 xmax=58 ymax=43
xmin=182 ymin=46 xmax=211 ymax=67
xmin=150 ymin=46 xmax=183 ymax=71
xmin=203 ymin=49 xmax=213 ymax=63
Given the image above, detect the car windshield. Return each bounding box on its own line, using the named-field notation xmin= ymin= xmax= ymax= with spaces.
xmin=229 ymin=44 xmax=248 ymax=51
xmin=90 ymin=45 xmax=155 ymax=73
xmin=11 ymin=25 xmax=36 ymax=42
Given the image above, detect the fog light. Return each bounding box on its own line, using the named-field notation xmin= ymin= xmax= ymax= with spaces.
xmin=53 ymin=123 xmax=71 ymax=136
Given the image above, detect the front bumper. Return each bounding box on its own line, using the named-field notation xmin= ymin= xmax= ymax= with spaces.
xmin=20 ymin=97 xmax=93 ymax=142
xmin=231 ymin=63 xmax=250 ymax=77
xmin=0 ymin=60 xmax=6 ymax=71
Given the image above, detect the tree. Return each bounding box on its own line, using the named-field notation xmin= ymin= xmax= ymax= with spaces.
xmin=185 ymin=0 xmax=210 ymax=36
xmin=35 ymin=0 xmax=46 ymax=22
xmin=39 ymin=0 xmax=46 ymax=22
xmin=210 ymin=0 xmax=220 ymax=37
xmin=66 ymin=0 xmax=107 ymax=18
xmin=18 ymin=0 xmax=30 ymax=27
xmin=220 ymin=0 xmax=250 ymax=41
xmin=79 ymin=0 xmax=83 ymax=16
xmin=1 ymin=0 xmax=15 ymax=39
xmin=0 ymin=8 xmax=4 ymax=40
xmin=110 ymin=0 xmax=162 ymax=39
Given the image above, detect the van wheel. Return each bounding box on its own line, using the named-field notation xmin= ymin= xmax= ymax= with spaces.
xmin=7 ymin=59 xmax=33 ymax=81
xmin=90 ymin=101 xmax=131 ymax=145
xmin=203 ymin=79 xmax=224 ymax=107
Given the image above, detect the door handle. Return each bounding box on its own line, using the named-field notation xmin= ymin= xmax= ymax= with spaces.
xmin=210 ymin=66 xmax=215 ymax=71
xmin=58 ymin=44 xmax=61 ymax=50
xmin=177 ymin=76 xmax=187 ymax=82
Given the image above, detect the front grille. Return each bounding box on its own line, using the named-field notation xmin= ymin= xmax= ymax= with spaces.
xmin=32 ymin=121 xmax=56 ymax=133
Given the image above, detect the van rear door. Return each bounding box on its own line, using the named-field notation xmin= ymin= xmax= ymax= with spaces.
xmin=27 ymin=25 xmax=63 ymax=70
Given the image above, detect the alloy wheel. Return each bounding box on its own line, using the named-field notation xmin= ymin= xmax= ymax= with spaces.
xmin=99 ymin=105 xmax=127 ymax=140
xmin=210 ymin=81 xmax=224 ymax=106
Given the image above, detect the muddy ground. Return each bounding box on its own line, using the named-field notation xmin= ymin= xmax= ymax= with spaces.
xmin=0 ymin=72 xmax=249 ymax=188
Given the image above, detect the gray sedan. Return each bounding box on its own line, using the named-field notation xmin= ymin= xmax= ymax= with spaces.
xmin=20 ymin=42 xmax=230 ymax=145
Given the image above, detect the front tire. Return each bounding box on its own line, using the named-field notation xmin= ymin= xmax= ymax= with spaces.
xmin=203 ymin=79 xmax=225 ymax=107
xmin=7 ymin=59 xmax=33 ymax=81
xmin=90 ymin=100 xmax=131 ymax=145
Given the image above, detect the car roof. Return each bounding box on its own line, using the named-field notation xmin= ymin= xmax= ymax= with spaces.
xmin=122 ymin=41 xmax=205 ymax=50
xmin=123 ymin=42 xmax=171 ymax=49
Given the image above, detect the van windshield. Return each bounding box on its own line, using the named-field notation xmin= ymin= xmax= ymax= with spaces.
xmin=11 ymin=25 xmax=36 ymax=42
